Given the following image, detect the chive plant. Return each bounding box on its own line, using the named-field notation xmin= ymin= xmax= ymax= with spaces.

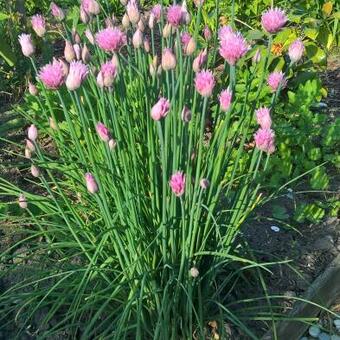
xmin=0 ymin=1 xmax=305 ymax=338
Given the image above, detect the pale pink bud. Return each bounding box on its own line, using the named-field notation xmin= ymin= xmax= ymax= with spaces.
xmin=181 ymin=0 xmax=191 ymax=25
xmin=25 ymin=148 xmax=32 ymax=159
xmin=18 ymin=34 xmax=35 ymax=57
xmin=122 ymin=13 xmax=130 ymax=29
xmin=109 ymin=138 xmax=117 ymax=150
xmin=31 ymin=14 xmax=46 ymax=37
xmin=18 ymin=194 xmax=28 ymax=209
xmin=185 ymin=37 xmax=196 ymax=56
xmin=143 ymin=38 xmax=150 ymax=53
xmin=255 ymin=107 xmax=272 ymax=129
xmin=96 ymin=122 xmax=110 ymax=141
xmin=81 ymin=0 xmax=100 ymax=15
xmin=261 ymin=8 xmax=287 ymax=34
xmin=181 ymin=106 xmax=192 ymax=123
xmin=151 ymin=4 xmax=162 ymax=21
xmin=137 ymin=18 xmax=145 ymax=32
xmin=80 ymin=6 xmax=90 ymax=24
xmin=219 ymin=88 xmax=232 ymax=112
xmin=193 ymin=48 xmax=207 ymax=73
xmin=59 ymin=59 xmax=69 ymax=76
xmin=66 ymin=61 xmax=88 ymax=91
xmin=151 ymin=97 xmax=170 ymax=121
xmin=51 ymin=2 xmax=65 ymax=21
xmin=85 ymin=29 xmax=95 ymax=44
xmin=111 ymin=53 xmax=120 ymax=69
xmin=161 ymin=48 xmax=176 ymax=71
xmin=132 ymin=29 xmax=143 ymax=49
xmin=96 ymin=72 xmax=104 ymax=88
xmin=84 ymin=172 xmax=98 ymax=194
xmin=169 ymin=171 xmax=185 ymax=197
xmin=267 ymin=71 xmax=287 ymax=92
xmin=162 ymin=23 xmax=172 ymax=38
xmin=288 ymin=39 xmax=305 ymax=63
xmin=28 ymin=81 xmax=38 ymax=96
xmin=73 ymin=44 xmax=81 ymax=60
xmin=64 ymin=40 xmax=76 ymax=62
xmin=200 ymin=178 xmax=210 ymax=189
xmin=82 ymin=44 xmax=91 ymax=63
xmin=252 ymin=49 xmax=261 ymax=63
xmin=148 ymin=13 xmax=155 ymax=29
xmin=127 ymin=0 xmax=140 ymax=25
xmin=203 ymin=25 xmax=212 ymax=41
xmin=28 ymin=124 xmax=38 ymax=141
xmin=195 ymin=70 xmax=215 ymax=97
xmin=189 ymin=267 xmax=199 ymax=278
xmin=26 ymin=139 xmax=35 ymax=152
xmin=31 ymin=165 xmax=40 ymax=177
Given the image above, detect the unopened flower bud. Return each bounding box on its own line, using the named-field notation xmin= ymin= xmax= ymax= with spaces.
xmin=189 ymin=267 xmax=199 ymax=278
xmin=64 ymin=40 xmax=76 ymax=62
xmin=161 ymin=48 xmax=176 ymax=71
xmin=85 ymin=172 xmax=98 ymax=194
xmin=122 ymin=13 xmax=130 ymax=29
xmin=109 ymin=138 xmax=117 ymax=150
xmin=28 ymin=81 xmax=38 ymax=96
xmin=85 ymin=29 xmax=95 ymax=45
xmin=18 ymin=194 xmax=28 ymax=209
xmin=162 ymin=23 xmax=172 ymax=38
xmin=127 ymin=0 xmax=140 ymax=25
xmin=137 ymin=18 xmax=145 ymax=32
xmin=28 ymin=124 xmax=38 ymax=141
xmin=185 ymin=37 xmax=196 ymax=56
xmin=200 ymin=178 xmax=210 ymax=189
xmin=82 ymin=44 xmax=91 ymax=63
xmin=143 ymin=38 xmax=150 ymax=53
xmin=73 ymin=44 xmax=81 ymax=60
xmin=181 ymin=106 xmax=192 ymax=123
xmin=132 ymin=29 xmax=143 ymax=49
xmin=26 ymin=139 xmax=35 ymax=152
xmin=49 ymin=117 xmax=58 ymax=130
xmin=148 ymin=13 xmax=155 ymax=29
xmin=31 ymin=165 xmax=40 ymax=177
xmin=80 ymin=6 xmax=90 ymax=24
xmin=25 ymin=148 xmax=32 ymax=159
xmin=252 ymin=49 xmax=261 ymax=63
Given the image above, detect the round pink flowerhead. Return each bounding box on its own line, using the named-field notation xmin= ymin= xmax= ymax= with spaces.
xmin=31 ymin=14 xmax=46 ymax=37
xmin=96 ymin=122 xmax=111 ymax=142
xmin=18 ymin=34 xmax=35 ymax=57
xmin=255 ymin=107 xmax=272 ymax=129
xmin=28 ymin=124 xmax=38 ymax=141
xmin=261 ymin=8 xmax=287 ymax=34
xmin=81 ymin=0 xmax=100 ymax=15
xmin=85 ymin=172 xmax=98 ymax=194
xmin=195 ymin=70 xmax=215 ymax=97
xmin=167 ymin=5 xmax=183 ymax=27
xmin=51 ymin=2 xmax=65 ymax=21
xmin=151 ymin=97 xmax=170 ymax=121
xmin=219 ymin=88 xmax=232 ymax=112
xmin=267 ymin=71 xmax=287 ymax=92
xmin=38 ymin=59 xmax=64 ymax=90
xmin=98 ymin=61 xmax=117 ymax=88
xmin=169 ymin=171 xmax=186 ymax=197
xmin=288 ymin=39 xmax=305 ymax=63
xmin=18 ymin=194 xmax=28 ymax=209
xmin=96 ymin=27 xmax=126 ymax=52
xmin=219 ymin=26 xmax=249 ymax=65
xmin=254 ymin=128 xmax=275 ymax=154
xmin=66 ymin=61 xmax=88 ymax=91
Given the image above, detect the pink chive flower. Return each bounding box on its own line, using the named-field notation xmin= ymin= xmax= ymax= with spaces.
xmin=132 ymin=29 xmax=143 ymax=49
xmin=151 ymin=97 xmax=170 ymax=121
xmin=98 ymin=61 xmax=117 ymax=87
xmin=169 ymin=171 xmax=186 ymax=197
xmin=219 ymin=26 xmax=250 ymax=65
xmin=167 ymin=5 xmax=183 ymax=27
xmin=193 ymin=48 xmax=208 ymax=73
xmin=267 ymin=71 xmax=287 ymax=92
xmin=162 ymin=48 xmax=176 ymax=71
xmin=254 ymin=128 xmax=275 ymax=154
xmin=151 ymin=4 xmax=162 ymax=21
xmin=218 ymin=25 xmax=233 ymax=40
xmin=219 ymin=88 xmax=233 ymax=112
xmin=96 ymin=122 xmax=111 ymax=142
xmin=18 ymin=194 xmax=28 ymax=209
xmin=195 ymin=70 xmax=215 ymax=97
xmin=95 ymin=27 xmax=126 ymax=52
xmin=38 ymin=59 xmax=64 ymax=90
xmin=181 ymin=32 xmax=191 ymax=48
xmin=261 ymin=8 xmax=287 ymax=34
xmin=255 ymin=107 xmax=272 ymax=129
xmin=127 ymin=0 xmax=140 ymax=24
xmin=203 ymin=26 xmax=212 ymax=41
xmin=18 ymin=34 xmax=35 ymax=57
xmin=81 ymin=0 xmax=100 ymax=15
xmin=28 ymin=124 xmax=38 ymax=141
xmin=66 ymin=61 xmax=88 ymax=91
xmin=85 ymin=172 xmax=98 ymax=194
xmin=288 ymin=39 xmax=305 ymax=63
xmin=31 ymin=14 xmax=46 ymax=37
xmin=31 ymin=165 xmax=40 ymax=177
xmin=51 ymin=2 xmax=65 ymax=21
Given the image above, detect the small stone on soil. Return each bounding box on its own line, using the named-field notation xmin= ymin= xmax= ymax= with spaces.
xmin=309 ymin=325 xmax=321 ymax=338
xmin=318 ymin=332 xmax=331 ymax=340
xmin=270 ymin=225 xmax=280 ymax=232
